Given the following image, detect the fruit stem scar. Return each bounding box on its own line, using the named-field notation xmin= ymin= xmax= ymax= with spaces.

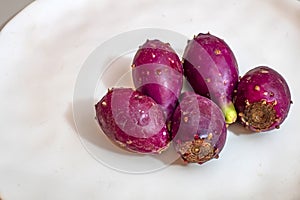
xmin=179 ymin=139 xmax=215 ymax=163
xmin=242 ymin=101 xmax=276 ymax=131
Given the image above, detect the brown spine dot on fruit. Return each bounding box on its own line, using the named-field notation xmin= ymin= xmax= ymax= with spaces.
xmin=126 ymin=140 xmax=132 ymax=144
xmin=254 ymin=85 xmax=260 ymax=91
xmin=275 ymin=118 xmax=281 ymax=122
xmin=115 ymin=141 xmax=126 ymax=148
xmin=168 ymin=57 xmax=175 ymax=63
xmin=241 ymin=116 xmax=246 ymax=123
xmin=245 ymin=99 xmax=250 ymax=106
xmin=214 ymin=49 xmax=221 ymax=55
xmin=101 ymin=101 xmax=107 ymax=106
xmin=166 ymin=121 xmax=172 ymax=131
xmin=290 ymin=100 xmax=293 ymax=104
xmin=183 ymin=116 xmax=189 ymax=123
xmin=156 ymin=69 xmax=162 ymax=75
xmin=207 ymin=133 xmax=213 ymax=140
xmin=260 ymin=69 xmax=269 ymax=73
xmin=131 ymin=64 xmax=136 ymax=68
xmin=206 ymin=78 xmax=211 ymax=83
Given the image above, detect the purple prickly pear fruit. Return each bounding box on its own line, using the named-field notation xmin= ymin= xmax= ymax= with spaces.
xmin=183 ymin=32 xmax=239 ymax=124
xmin=95 ymin=88 xmax=170 ymax=154
xmin=132 ymin=39 xmax=183 ymax=121
xmin=171 ymin=91 xmax=227 ymax=164
xmin=234 ymin=66 xmax=292 ymax=132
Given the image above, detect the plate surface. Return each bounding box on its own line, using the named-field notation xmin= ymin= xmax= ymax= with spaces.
xmin=0 ymin=0 xmax=300 ymax=199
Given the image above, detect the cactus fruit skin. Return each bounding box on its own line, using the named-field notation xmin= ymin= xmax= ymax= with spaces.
xmin=234 ymin=66 xmax=292 ymax=132
xmin=183 ymin=33 xmax=239 ymax=124
xmin=95 ymin=88 xmax=170 ymax=154
xmin=171 ymin=92 xmax=227 ymax=164
xmin=132 ymin=39 xmax=183 ymax=121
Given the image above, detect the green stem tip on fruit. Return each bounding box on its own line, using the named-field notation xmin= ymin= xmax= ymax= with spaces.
xmin=222 ymin=102 xmax=237 ymax=124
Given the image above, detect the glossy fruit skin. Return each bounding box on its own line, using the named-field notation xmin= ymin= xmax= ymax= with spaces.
xmin=95 ymin=88 xmax=170 ymax=154
xmin=234 ymin=66 xmax=292 ymax=132
xmin=183 ymin=33 xmax=239 ymax=124
xmin=171 ymin=92 xmax=227 ymax=164
xmin=132 ymin=39 xmax=183 ymax=121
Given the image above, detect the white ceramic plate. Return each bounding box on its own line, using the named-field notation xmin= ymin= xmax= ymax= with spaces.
xmin=1 ymin=0 xmax=300 ymax=199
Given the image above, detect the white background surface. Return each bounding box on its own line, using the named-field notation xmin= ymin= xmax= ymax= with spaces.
xmin=0 ymin=0 xmax=300 ymax=199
